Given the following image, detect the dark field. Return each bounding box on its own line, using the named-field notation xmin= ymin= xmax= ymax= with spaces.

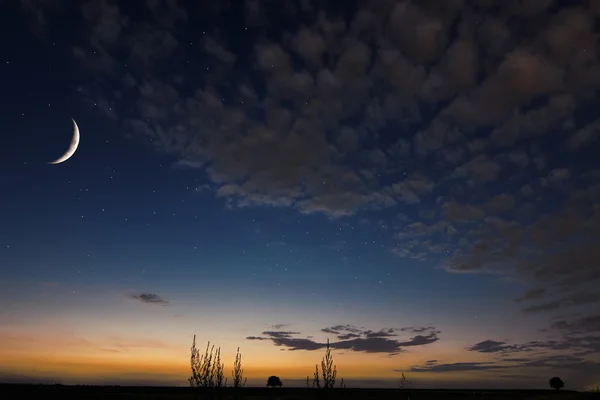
xmin=1 ymin=385 xmax=598 ymax=400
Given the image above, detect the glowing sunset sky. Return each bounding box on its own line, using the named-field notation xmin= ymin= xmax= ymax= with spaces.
xmin=1 ymin=0 xmax=599 ymax=390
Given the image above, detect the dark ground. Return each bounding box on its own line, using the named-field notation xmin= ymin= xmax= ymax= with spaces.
xmin=0 ymin=385 xmax=598 ymax=400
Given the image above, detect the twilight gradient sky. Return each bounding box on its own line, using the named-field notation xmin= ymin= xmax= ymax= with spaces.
xmin=1 ymin=0 xmax=600 ymax=390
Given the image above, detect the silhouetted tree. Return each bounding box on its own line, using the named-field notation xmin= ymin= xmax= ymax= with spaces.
xmin=232 ymin=347 xmax=247 ymax=388
xmin=550 ymin=377 xmax=564 ymax=391
xmin=306 ymin=376 xmax=310 ymax=388
xmin=266 ymin=376 xmax=282 ymax=388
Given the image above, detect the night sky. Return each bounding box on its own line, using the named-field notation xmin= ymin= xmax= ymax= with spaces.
xmin=1 ymin=0 xmax=600 ymax=390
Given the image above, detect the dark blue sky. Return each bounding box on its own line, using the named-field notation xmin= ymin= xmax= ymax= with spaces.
xmin=1 ymin=0 xmax=599 ymax=390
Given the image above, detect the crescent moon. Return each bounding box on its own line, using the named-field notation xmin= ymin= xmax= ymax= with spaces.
xmin=49 ymin=118 xmax=80 ymax=165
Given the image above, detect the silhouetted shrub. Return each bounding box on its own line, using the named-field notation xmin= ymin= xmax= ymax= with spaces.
xmin=189 ymin=336 xmax=226 ymax=388
xmin=550 ymin=377 xmax=564 ymax=391
xmin=214 ymin=346 xmax=226 ymax=388
xmin=267 ymin=376 xmax=282 ymax=388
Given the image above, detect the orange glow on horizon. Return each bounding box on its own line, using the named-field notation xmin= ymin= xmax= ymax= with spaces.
xmin=0 ymin=326 xmax=506 ymax=388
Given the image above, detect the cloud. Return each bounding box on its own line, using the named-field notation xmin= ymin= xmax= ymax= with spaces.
xmin=260 ymin=331 xmax=300 ymax=339
xmin=410 ymin=356 xmax=600 ymax=377
xmin=482 ymin=194 xmax=516 ymax=214
xmin=466 ymin=340 xmax=519 ymax=354
xmin=204 ymin=36 xmax=236 ymax=65
xmin=452 ymin=155 xmax=502 ymax=183
xmin=321 ymin=325 xmax=364 ymax=336
xmin=568 ymin=117 xmax=600 ymax=150
xmin=409 ymin=361 xmax=508 ymax=373
xmin=245 ymin=336 xmax=269 ymax=341
xmin=441 ymin=191 xmax=600 ymax=306
xmin=400 ymin=326 xmax=437 ymax=334
xmin=246 ymin=325 xmax=439 ymax=355
xmin=442 ymin=201 xmax=485 ymax=223
xmin=364 ymin=329 xmax=397 ymax=338
xmin=551 ymin=314 xmax=600 ymax=334
xmin=465 ymin=327 xmax=600 ymax=363
xmin=18 ymin=0 xmax=591 ymax=219
xmin=129 ymin=293 xmax=169 ymax=305
xmin=515 ymin=287 xmax=547 ymax=302
xmin=522 ymin=292 xmax=600 ymax=313
xmin=410 ymin=347 xmax=600 ymax=383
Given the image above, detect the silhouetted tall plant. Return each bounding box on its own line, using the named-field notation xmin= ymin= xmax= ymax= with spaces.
xmin=189 ymin=335 xmax=223 ymax=388
xmin=313 ymin=364 xmax=320 ymax=388
xmin=212 ymin=346 xmax=226 ymax=388
xmin=232 ymin=347 xmax=247 ymax=388
xmin=320 ymin=339 xmax=337 ymax=389
xmin=398 ymin=372 xmax=412 ymax=389
xmin=306 ymin=376 xmax=310 ymax=388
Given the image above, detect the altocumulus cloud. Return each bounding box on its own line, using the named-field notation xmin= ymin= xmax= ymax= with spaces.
xmin=247 ymin=325 xmax=439 ymax=355
xmin=20 ymin=0 xmax=600 ymax=374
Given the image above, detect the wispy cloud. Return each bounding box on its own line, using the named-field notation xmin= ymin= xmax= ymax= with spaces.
xmin=409 ymin=361 xmax=508 ymax=373
xmin=129 ymin=293 xmax=169 ymax=305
